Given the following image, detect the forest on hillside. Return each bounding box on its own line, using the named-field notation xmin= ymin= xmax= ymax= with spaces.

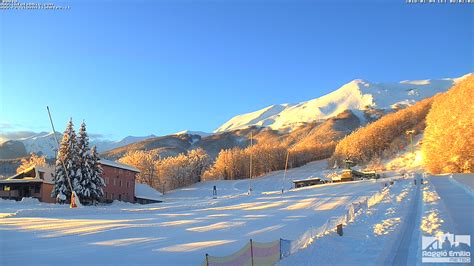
xmin=115 ymin=77 xmax=474 ymax=192
xmin=422 ymin=75 xmax=473 ymax=174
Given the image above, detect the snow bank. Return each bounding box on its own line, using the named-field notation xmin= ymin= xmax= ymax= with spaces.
xmin=287 ymin=184 xmax=390 ymax=255
xmin=420 ymin=180 xmax=445 ymax=237
xmin=280 ymin=179 xmax=417 ymax=265
xmin=448 ymin=173 xmax=474 ymax=196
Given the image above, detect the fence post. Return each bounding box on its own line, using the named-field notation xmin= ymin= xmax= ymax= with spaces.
xmin=279 ymin=238 xmax=282 ymax=259
xmin=205 ymin=253 xmax=209 ymax=266
xmin=250 ymin=239 xmax=254 ymax=266
xmin=337 ymin=224 xmax=343 ymax=236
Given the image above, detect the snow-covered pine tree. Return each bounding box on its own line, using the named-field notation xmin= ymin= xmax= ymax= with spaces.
xmin=76 ymin=121 xmax=92 ymax=203
xmin=51 ymin=119 xmax=80 ymax=203
xmin=89 ymin=146 xmax=105 ymax=203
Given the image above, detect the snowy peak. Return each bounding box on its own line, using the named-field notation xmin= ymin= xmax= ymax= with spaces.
xmin=19 ymin=132 xmax=63 ymax=158
xmin=174 ymin=130 xmax=212 ymax=137
xmin=216 ymin=104 xmax=289 ymax=132
xmin=215 ymin=74 xmax=469 ymax=133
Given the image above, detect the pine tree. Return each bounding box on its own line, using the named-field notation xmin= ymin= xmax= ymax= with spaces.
xmin=76 ymin=121 xmax=92 ymax=203
xmin=51 ymin=119 xmax=80 ymax=203
xmin=89 ymin=146 xmax=105 ymax=203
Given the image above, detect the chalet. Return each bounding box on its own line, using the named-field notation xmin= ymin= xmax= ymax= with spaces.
xmin=0 ymin=159 xmax=141 ymax=204
xmin=0 ymin=166 xmax=56 ymax=203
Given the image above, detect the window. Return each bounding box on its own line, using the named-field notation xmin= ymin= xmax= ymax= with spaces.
xmin=118 ymin=194 xmax=122 ymax=201
xmin=34 ymin=186 xmax=40 ymax=193
xmin=120 ymin=180 xmax=122 ymax=187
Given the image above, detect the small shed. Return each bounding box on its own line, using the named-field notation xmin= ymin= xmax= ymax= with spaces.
xmin=134 ymin=183 xmax=163 ymax=204
xmin=293 ymin=177 xmax=326 ymax=188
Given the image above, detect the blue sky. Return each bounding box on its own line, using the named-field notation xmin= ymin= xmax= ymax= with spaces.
xmin=0 ymin=0 xmax=472 ymax=140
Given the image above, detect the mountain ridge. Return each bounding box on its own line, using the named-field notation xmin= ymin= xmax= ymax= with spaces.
xmin=1 ymin=74 xmax=470 ymax=160
xmin=0 ymin=132 xmax=156 ymax=159
xmin=214 ymin=74 xmax=472 ymax=133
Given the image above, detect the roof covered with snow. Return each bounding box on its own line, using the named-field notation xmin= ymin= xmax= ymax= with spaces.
xmin=0 ymin=165 xmax=55 ymax=184
xmin=135 ymin=183 xmax=162 ymax=201
xmin=99 ymin=159 xmax=140 ymax=172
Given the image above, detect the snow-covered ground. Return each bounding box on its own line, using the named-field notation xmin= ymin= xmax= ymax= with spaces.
xmin=279 ymin=177 xmax=419 ymax=266
xmin=0 ymin=160 xmax=390 ymax=265
xmin=1 ymin=140 xmax=472 ymax=265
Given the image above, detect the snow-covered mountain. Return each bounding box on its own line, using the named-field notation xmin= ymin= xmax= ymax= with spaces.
xmin=215 ymin=74 xmax=472 ymax=133
xmin=94 ymin=135 xmax=156 ymax=152
xmin=0 ymin=132 xmax=155 ymax=159
xmin=19 ymin=132 xmax=63 ymax=158
xmin=174 ymin=130 xmax=212 ymax=137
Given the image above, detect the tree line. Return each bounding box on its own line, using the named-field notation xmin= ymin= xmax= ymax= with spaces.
xmin=329 ymin=96 xmax=434 ymax=166
xmin=202 ymin=141 xmax=335 ymax=181
xmin=118 ymin=148 xmax=210 ymax=193
xmin=118 ymin=138 xmax=335 ymax=188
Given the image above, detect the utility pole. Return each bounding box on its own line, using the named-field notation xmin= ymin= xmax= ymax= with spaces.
xmin=281 ymin=150 xmax=290 ymax=194
xmin=249 ymin=131 xmax=253 ymax=195
xmin=406 ymin=130 xmax=415 ymax=154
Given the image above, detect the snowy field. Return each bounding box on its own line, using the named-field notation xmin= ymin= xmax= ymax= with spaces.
xmin=0 ymin=160 xmax=391 ymax=265
xmin=1 ymin=154 xmax=472 ymax=266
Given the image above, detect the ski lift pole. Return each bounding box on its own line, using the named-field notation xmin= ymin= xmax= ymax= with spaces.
xmin=406 ymin=130 xmax=415 ymax=154
xmin=249 ymin=131 xmax=253 ymax=195
xmin=281 ymin=150 xmax=289 ymax=194
xmin=47 ymin=106 xmax=77 ymax=207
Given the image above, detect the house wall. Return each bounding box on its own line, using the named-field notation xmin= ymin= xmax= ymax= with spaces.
xmin=101 ymin=165 xmax=136 ymax=203
xmin=40 ymin=183 xmax=55 ymax=203
xmin=0 ymin=183 xmax=42 ymax=201
xmin=0 ymin=188 xmax=19 ymax=199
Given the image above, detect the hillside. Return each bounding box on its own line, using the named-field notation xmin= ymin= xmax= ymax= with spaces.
xmin=2 ymin=74 xmax=468 ymax=162
xmin=215 ymin=75 xmax=469 ymax=133
xmin=330 ymin=96 xmax=435 ymax=165
xmin=0 ymin=141 xmax=28 ymax=160
xmin=102 ymin=110 xmax=362 ymax=161
xmin=101 ymin=74 xmax=471 ymax=162
xmin=423 ymin=75 xmax=474 ymax=173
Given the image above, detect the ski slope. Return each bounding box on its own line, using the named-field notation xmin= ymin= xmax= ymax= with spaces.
xmin=0 ymin=160 xmax=388 ymax=265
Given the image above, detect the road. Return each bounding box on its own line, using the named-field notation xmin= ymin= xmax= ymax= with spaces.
xmin=429 ymin=175 xmax=474 ymax=237
xmin=391 ymin=175 xmax=421 ymax=266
